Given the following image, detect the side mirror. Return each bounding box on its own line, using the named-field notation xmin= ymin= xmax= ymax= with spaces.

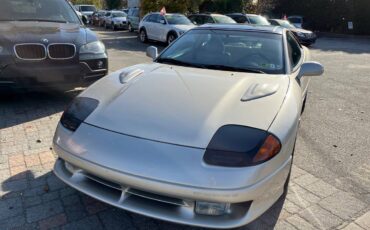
xmin=192 ymin=21 xmax=197 ymax=25
xmin=298 ymin=61 xmax=324 ymax=79
xmin=82 ymin=16 xmax=88 ymax=25
xmin=146 ymin=46 xmax=158 ymax=60
xmin=159 ymin=19 xmax=166 ymax=24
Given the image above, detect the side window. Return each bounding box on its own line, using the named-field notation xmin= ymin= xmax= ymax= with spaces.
xmin=235 ymin=16 xmax=247 ymax=23
xmin=286 ymin=32 xmax=302 ymax=69
xmin=133 ymin=9 xmax=139 ymax=17
xmin=194 ymin=16 xmax=203 ymax=25
xmin=151 ymin=14 xmax=160 ymax=23
xmin=204 ymin=16 xmax=214 ymax=24
xmin=158 ymin=15 xmax=165 ymax=23
xmin=270 ymin=20 xmax=279 ymax=26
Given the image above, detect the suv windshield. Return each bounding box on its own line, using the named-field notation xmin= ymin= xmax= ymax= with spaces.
xmin=248 ymin=15 xmax=270 ymax=25
xmin=157 ymin=29 xmax=284 ymax=74
xmin=0 ymin=0 xmax=80 ymax=23
xmin=80 ymin=6 xmax=96 ymax=12
xmin=112 ymin=12 xmax=126 ymax=17
xmin=278 ymin=20 xmax=296 ymax=29
xmin=165 ymin=14 xmax=192 ymax=25
xmin=213 ymin=15 xmax=236 ymax=24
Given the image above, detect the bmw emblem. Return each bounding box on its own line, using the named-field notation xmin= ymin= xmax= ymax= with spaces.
xmin=41 ymin=38 xmax=49 ymax=43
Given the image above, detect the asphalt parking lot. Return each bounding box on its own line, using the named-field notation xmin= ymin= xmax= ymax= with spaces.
xmin=0 ymin=27 xmax=369 ymax=230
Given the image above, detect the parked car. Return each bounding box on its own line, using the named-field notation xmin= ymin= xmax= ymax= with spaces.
xmin=74 ymin=4 xmax=97 ymax=24
xmin=104 ymin=11 xmax=128 ymax=30
xmin=127 ymin=7 xmax=141 ymax=32
xmin=139 ymin=13 xmax=196 ymax=44
xmin=0 ymin=0 xmax=108 ymax=90
xmin=226 ymin=13 xmax=271 ymax=25
xmin=91 ymin=10 xmax=107 ymax=26
xmin=188 ymin=13 xmax=236 ymax=25
xmin=288 ymin=15 xmax=304 ymax=28
xmin=53 ymin=24 xmax=323 ymax=229
xmin=269 ymin=19 xmax=317 ymax=46
xmin=121 ymin=8 xmax=129 ymax=14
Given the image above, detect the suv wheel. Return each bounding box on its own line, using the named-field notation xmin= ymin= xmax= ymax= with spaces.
xmin=167 ymin=33 xmax=177 ymax=45
xmin=128 ymin=23 xmax=134 ymax=32
xmin=140 ymin=29 xmax=148 ymax=43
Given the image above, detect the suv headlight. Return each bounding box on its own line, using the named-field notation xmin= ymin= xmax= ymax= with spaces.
xmin=80 ymin=41 xmax=106 ymax=55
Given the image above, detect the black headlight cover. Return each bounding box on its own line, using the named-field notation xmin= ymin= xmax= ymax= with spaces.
xmin=203 ymin=125 xmax=281 ymax=167
xmin=60 ymin=97 xmax=99 ymax=132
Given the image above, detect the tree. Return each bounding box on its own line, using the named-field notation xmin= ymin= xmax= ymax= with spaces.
xmin=71 ymin=0 xmax=104 ymax=9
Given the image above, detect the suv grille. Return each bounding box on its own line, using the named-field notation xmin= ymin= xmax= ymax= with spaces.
xmin=48 ymin=44 xmax=76 ymax=59
xmin=14 ymin=44 xmax=46 ymax=60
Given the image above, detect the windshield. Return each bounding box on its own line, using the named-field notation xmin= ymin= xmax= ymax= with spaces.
xmin=80 ymin=6 xmax=96 ymax=12
xmin=157 ymin=29 xmax=284 ymax=74
xmin=0 ymin=0 xmax=80 ymax=23
xmin=213 ymin=15 xmax=236 ymax=24
xmin=289 ymin=17 xmax=302 ymax=23
xmin=165 ymin=14 xmax=192 ymax=25
xmin=248 ymin=15 xmax=270 ymax=25
xmin=112 ymin=12 xmax=126 ymax=17
xmin=279 ymin=20 xmax=296 ymax=29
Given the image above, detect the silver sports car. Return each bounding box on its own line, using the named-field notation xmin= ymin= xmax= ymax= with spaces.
xmin=53 ymin=24 xmax=324 ymax=228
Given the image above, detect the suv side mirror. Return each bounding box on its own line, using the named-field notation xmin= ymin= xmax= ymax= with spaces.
xmin=298 ymin=61 xmax=324 ymax=79
xmin=146 ymin=46 xmax=158 ymax=60
xmin=159 ymin=19 xmax=166 ymax=24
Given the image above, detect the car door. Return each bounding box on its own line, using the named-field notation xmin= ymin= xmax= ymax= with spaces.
xmin=155 ymin=14 xmax=168 ymax=42
xmin=145 ymin=14 xmax=157 ymax=40
xmin=286 ymin=31 xmax=308 ymax=100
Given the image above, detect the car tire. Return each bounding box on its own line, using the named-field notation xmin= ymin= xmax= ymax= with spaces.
xmin=128 ymin=23 xmax=134 ymax=32
xmin=167 ymin=32 xmax=177 ymax=45
xmin=112 ymin=23 xmax=116 ymax=31
xmin=140 ymin=29 xmax=148 ymax=43
xmin=105 ymin=23 xmax=109 ymax=29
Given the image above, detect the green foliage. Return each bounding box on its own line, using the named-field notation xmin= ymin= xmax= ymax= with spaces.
xmin=70 ymin=0 xmax=103 ymax=9
xmin=141 ymin=0 xmax=197 ymax=14
xmin=105 ymin=0 xmax=122 ymax=9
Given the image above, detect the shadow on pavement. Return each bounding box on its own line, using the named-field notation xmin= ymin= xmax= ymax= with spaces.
xmin=0 ymin=89 xmax=80 ymax=130
xmin=310 ymin=36 xmax=370 ymax=54
xmin=1 ymin=168 xmax=286 ymax=230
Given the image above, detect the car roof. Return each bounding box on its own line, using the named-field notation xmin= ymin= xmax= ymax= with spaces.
xmin=197 ymin=24 xmax=285 ymax=35
xmin=190 ymin=13 xmax=225 ymax=17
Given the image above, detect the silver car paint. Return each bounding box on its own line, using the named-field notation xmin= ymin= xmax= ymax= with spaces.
xmin=82 ymin=64 xmax=289 ymax=148
xmin=53 ymin=28 xmax=323 ymax=228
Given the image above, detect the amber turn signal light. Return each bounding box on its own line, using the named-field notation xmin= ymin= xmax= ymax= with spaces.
xmin=253 ymin=134 xmax=281 ymax=163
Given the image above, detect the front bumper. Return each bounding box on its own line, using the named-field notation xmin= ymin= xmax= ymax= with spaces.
xmin=0 ymin=55 xmax=108 ymax=89
xmin=53 ymin=123 xmax=292 ymax=228
xmin=114 ymin=22 xmax=128 ymax=29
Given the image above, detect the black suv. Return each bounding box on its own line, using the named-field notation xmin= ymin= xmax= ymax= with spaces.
xmin=0 ymin=0 xmax=108 ymax=90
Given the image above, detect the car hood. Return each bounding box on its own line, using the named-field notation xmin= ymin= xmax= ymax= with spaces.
xmin=0 ymin=21 xmax=91 ymax=45
xmin=171 ymin=24 xmax=196 ymax=31
xmin=82 ymin=64 xmax=289 ymax=148
xmin=291 ymin=28 xmax=312 ymax=34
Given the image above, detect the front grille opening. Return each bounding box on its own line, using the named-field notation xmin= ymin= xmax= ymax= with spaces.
xmin=15 ymin=44 xmax=46 ymax=60
xmin=48 ymin=44 xmax=75 ymax=59
xmin=82 ymin=171 xmax=189 ymax=207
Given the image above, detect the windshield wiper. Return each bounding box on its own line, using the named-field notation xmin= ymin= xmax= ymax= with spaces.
xmin=16 ymin=19 xmax=68 ymax=23
xmin=156 ymin=58 xmax=204 ymax=68
xmin=200 ymin=64 xmax=266 ymax=74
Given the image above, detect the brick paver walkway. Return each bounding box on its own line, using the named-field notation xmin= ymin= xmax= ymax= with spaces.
xmin=0 ymin=92 xmax=369 ymax=230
